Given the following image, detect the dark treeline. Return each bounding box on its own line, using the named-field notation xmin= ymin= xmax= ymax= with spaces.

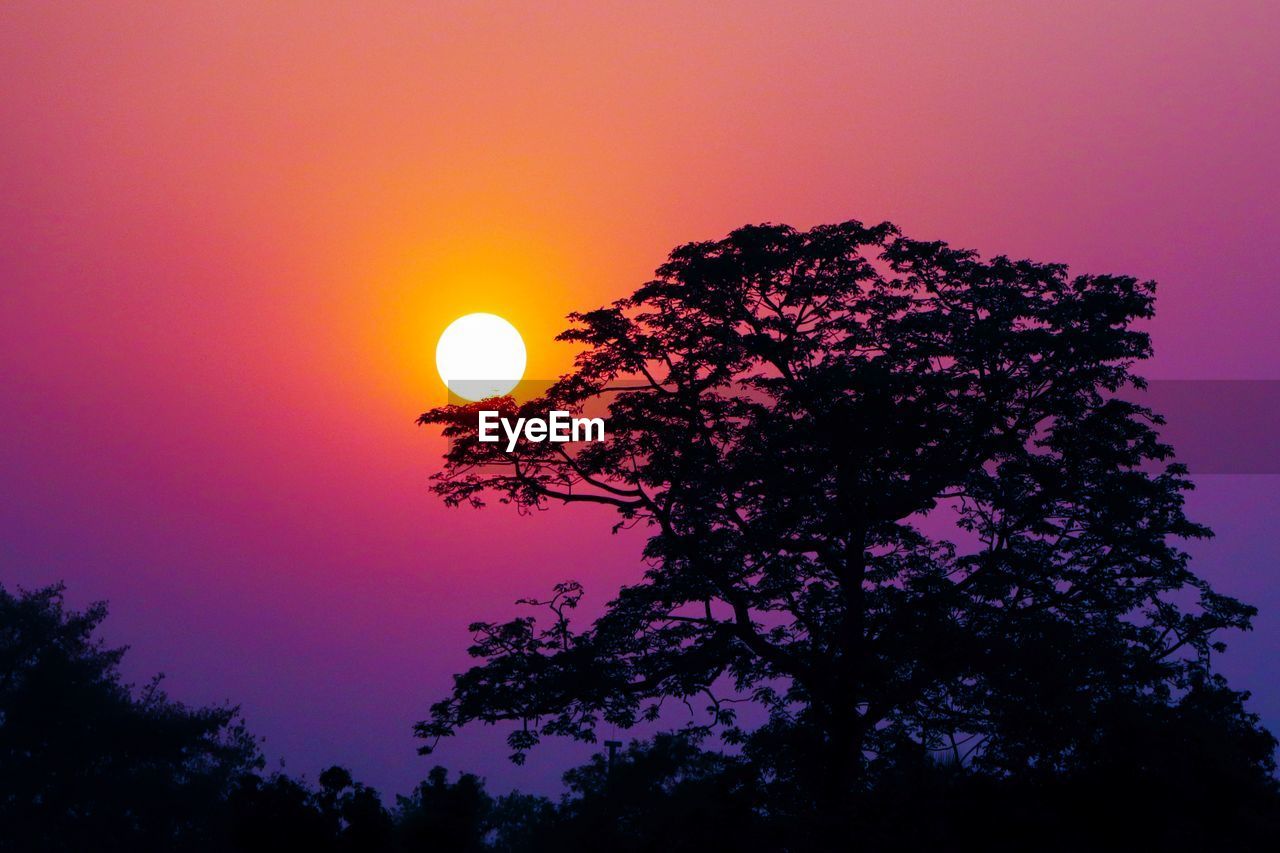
xmin=3 ymin=580 xmax=1279 ymax=852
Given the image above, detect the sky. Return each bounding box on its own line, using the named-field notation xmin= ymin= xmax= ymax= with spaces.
xmin=2 ymin=1 xmax=1279 ymax=796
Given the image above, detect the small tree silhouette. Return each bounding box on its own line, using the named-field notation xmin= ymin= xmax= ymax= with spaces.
xmin=417 ymin=221 xmax=1272 ymax=822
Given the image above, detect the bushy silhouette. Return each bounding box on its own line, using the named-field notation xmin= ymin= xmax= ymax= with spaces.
xmin=395 ymin=766 xmax=495 ymax=852
xmin=0 ymin=583 xmax=259 ymax=852
xmin=550 ymin=732 xmax=771 ymax=852
xmin=485 ymin=791 xmax=557 ymax=853
xmin=227 ymin=772 xmax=338 ymax=851
xmin=418 ymin=221 xmax=1279 ymax=843
xmin=0 ymin=580 xmax=546 ymax=853
xmin=227 ymin=765 xmax=396 ymax=852
xmin=319 ymin=766 xmax=396 ymax=851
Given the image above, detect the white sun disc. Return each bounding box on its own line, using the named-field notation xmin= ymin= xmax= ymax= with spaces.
xmin=435 ymin=313 xmax=527 ymax=401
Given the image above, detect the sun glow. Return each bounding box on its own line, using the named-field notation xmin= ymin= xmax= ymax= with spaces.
xmin=435 ymin=313 xmax=527 ymax=401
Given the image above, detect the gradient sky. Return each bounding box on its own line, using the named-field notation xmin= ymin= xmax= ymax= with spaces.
xmin=2 ymin=1 xmax=1279 ymax=796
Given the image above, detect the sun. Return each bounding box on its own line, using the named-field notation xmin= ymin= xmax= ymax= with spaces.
xmin=435 ymin=313 xmax=527 ymax=401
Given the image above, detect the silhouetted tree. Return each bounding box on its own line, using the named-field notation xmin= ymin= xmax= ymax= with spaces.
xmin=486 ymin=790 xmax=557 ymax=853
xmin=319 ymin=765 xmax=395 ymax=852
xmin=551 ymin=732 xmax=771 ymax=852
xmin=418 ymin=221 xmax=1276 ymax=838
xmin=0 ymin=583 xmax=259 ymax=852
xmin=395 ymin=766 xmax=495 ymax=852
xmin=2 ymin=581 xmax=609 ymax=851
xmin=227 ymin=772 xmax=338 ymax=852
xmin=227 ymin=765 xmax=395 ymax=853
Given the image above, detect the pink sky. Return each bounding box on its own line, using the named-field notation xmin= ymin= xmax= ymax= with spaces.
xmin=2 ymin=1 xmax=1278 ymax=794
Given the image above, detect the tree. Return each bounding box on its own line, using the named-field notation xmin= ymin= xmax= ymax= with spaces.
xmin=317 ymin=766 xmax=395 ymax=851
xmin=0 ymin=583 xmax=260 ymax=852
xmin=550 ymin=733 xmax=771 ymax=852
xmin=227 ymin=765 xmax=395 ymax=852
xmin=226 ymin=772 xmax=339 ymax=852
xmin=416 ymin=220 xmax=1273 ymax=825
xmin=394 ymin=766 xmax=497 ymax=852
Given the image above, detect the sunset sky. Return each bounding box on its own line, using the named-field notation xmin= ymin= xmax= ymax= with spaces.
xmin=2 ymin=1 xmax=1279 ymax=795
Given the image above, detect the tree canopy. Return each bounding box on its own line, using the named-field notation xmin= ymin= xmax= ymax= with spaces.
xmin=0 ymin=583 xmax=259 ymax=852
xmin=417 ymin=221 xmax=1271 ymax=818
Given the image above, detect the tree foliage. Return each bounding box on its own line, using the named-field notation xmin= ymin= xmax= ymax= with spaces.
xmin=416 ymin=220 xmax=1269 ymax=807
xmin=0 ymin=583 xmax=259 ymax=852
xmin=0 ymin=581 xmax=513 ymax=852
